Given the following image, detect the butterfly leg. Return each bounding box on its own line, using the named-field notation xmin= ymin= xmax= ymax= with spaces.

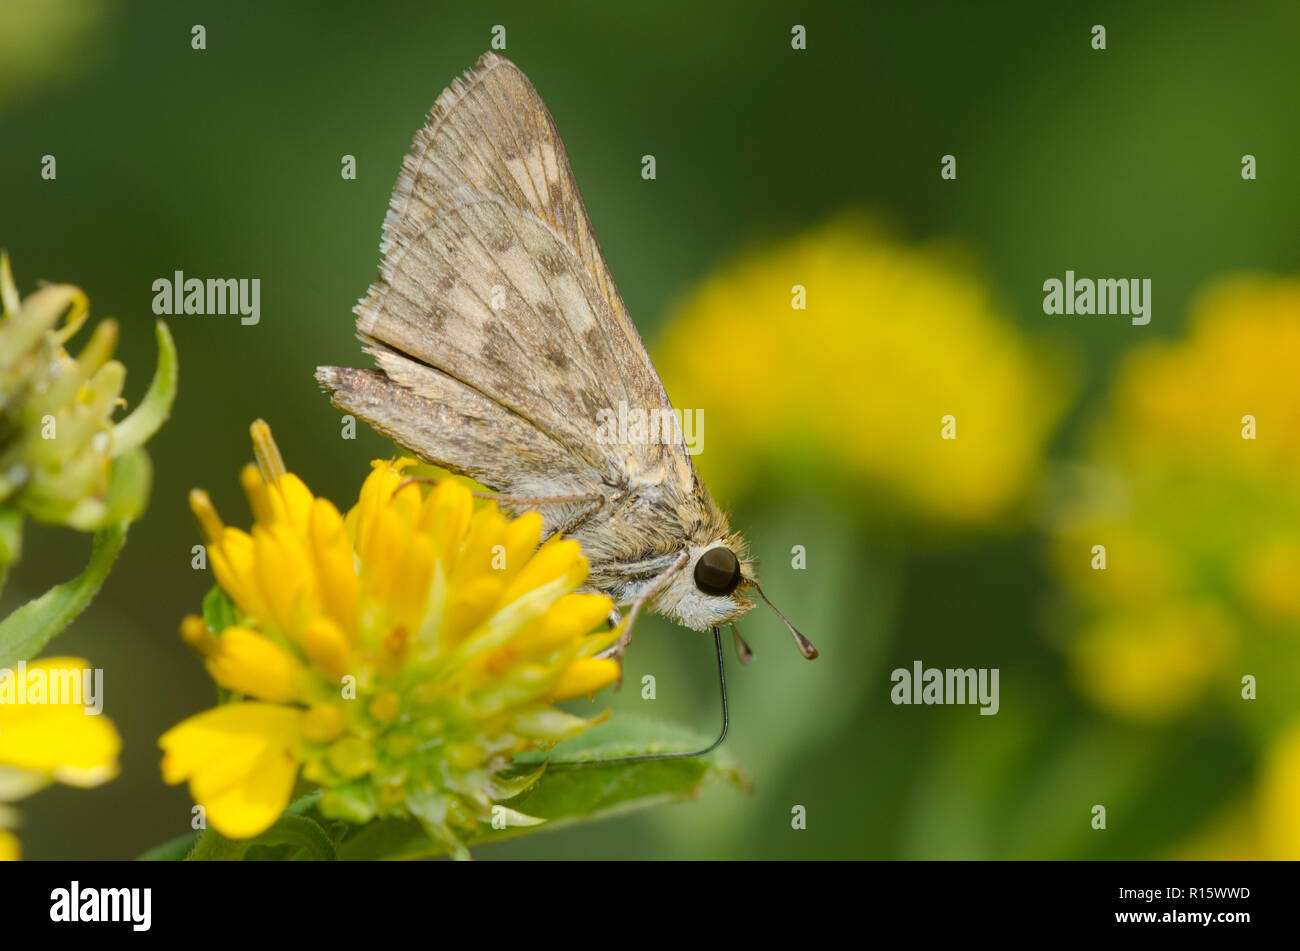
xmin=471 ymin=490 xmax=608 ymax=542
xmin=395 ymin=475 xmax=603 ymax=514
xmin=535 ymin=494 xmax=606 ymax=542
xmin=473 ymin=489 xmax=603 ymax=507
xmin=598 ymin=551 xmax=690 ymax=666
xmin=395 ymin=479 xmax=605 ymax=532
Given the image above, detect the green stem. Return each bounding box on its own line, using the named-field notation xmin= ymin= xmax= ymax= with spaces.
xmin=0 ymin=520 xmax=128 ymax=666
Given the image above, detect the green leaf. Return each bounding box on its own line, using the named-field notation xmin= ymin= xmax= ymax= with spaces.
xmin=0 ymin=520 xmax=127 ymax=666
xmin=137 ymin=833 xmax=199 ymax=861
xmin=245 ymin=815 xmax=338 ymax=861
xmin=186 ymin=800 xmax=335 ymax=862
xmin=100 ymin=446 xmax=152 ymax=525
xmin=154 ymin=721 xmax=747 ymax=861
xmin=201 ymin=585 xmax=239 ymax=632
xmin=168 ymin=792 xmax=323 ymax=861
xmin=201 ymin=586 xmax=243 ymax=704
xmin=337 ymin=713 xmax=750 ymax=860
xmin=111 ymin=320 xmax=178 ymax=456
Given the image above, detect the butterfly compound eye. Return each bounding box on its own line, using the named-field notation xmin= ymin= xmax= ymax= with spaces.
xmin=694 ymin=547 xmax=742 ymax=596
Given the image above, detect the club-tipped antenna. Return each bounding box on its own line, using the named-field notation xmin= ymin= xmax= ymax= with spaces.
xmin=752 ymin=581 xmax=819 ymax=659
xmin=546 ymin=627 xmax=729 ymax=766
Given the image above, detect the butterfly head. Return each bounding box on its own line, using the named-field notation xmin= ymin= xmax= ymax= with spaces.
xmin=651 ymin=540 xmax=751 ymax=631
xmin=657 ymin=540 xmax=818 ymax=660
xmin=693 ymin=545 xmax=744 ymax=598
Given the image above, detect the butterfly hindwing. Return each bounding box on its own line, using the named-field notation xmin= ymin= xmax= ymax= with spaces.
xmin=316 ymin=358 xmax=600 ymax=499
xmin=357 ymin=191 xmax=623 ymax=471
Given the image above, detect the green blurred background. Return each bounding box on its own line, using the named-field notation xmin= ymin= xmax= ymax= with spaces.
xmin=4 ymin=0 xmax=1299 ymax=858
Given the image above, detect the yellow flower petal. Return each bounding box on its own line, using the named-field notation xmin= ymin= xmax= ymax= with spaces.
xmin=454 ymin=504 xmax=508 ymax=582
xmin=420 ymin=478 xmax=473 ymax=561
xmin=0 ymin=658 xmax=120 ymax=787
xmin=302 ymin=616 xmax=351 ymax=681
xmin=188 ymin=489 xmax=224 ymax=545
xmin=251 ymin=523 xmax=316 ymax=637
xmin=200 ymin=744 xmax=300 ymax=839
xmin=0 ymin=707 xmax=119 ymax=786
xmin=308 ymin=498 xmax=359 ymax=635
xmin=270 ymin=473 xmax=314 ymax=536
xmin=300 ymin=704 xmax=345 ymax=743
xmin=547 ymin=657 xmax=621 ymax=702
xmin=514 ymin=593 xmax=616 ymax=658
xmin=445 ymin=575 xmax=506 ymax=644
xmin=159 ymin=702 xmax=299 ymax=785
xmin=239 ymin=462 xmax=273 ymax=525
xmin=504 ymin=537 xmax=587 ymax=604
xmin=388 ymin=533 xmax=435 ymax=634
xmin=159 ymin=702 xmax=301 ymax=839
xmin=205 ymin=627 xmax=306 ymax=703
xmin=209 ymin=527 xmax=266 ymax=620
xmin=501 ymin=510 xmax=543 ymax=579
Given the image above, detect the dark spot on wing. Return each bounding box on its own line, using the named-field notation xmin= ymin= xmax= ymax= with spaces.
xmin=481 ymin=322 xmax=517 ymax=375
xmin=547 ymin=180 xmax=567 ymax=212
xmin=578 ymin=387 xmax=604 ymax=417
xmin=538 ymin=247 xmax=568 ymax=278
xmin=545 ymin=344 xmax=570 ymax=370
xmin=483 ymin=215 xmax=515 ymax=254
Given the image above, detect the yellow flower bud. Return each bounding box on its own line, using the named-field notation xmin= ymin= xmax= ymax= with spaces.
xmin=368 ymin=691 xmax=400 ymax=724
xmin=327 ymin=737 xmax=375 ymax=779
xmin=303 ymin=616 xmax=351 ymax=680
xmin=205 ymin=627 xmax=305 ymax=703
xmin=179 ymin=614 xmax=216 ymax=657
xmin=548 ymin=657 xmax=621 ymax=702
xmin=300 ymin=704 xmax=345 ymax=744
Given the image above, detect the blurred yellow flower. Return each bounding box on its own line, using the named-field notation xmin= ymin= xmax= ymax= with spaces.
xmin=0 ymin=0 xmax=105 ymax=107
xmin=161 ymin=421 xmax=621 ymax=857
xmin=1242 ymin=536 xmax=1300 ymax=624
xmin=1106 ymin=276 xmax=1300 ymax=482
xmin=1068 ymin=604 xmax=1233 ymax=721
xmin=1052 ymin=275 xmax=1300 ymax=722
xmin=0 ymin=656 xmax=121 ymax=861
xmin=1257 ymin=719 xmax=1300 ymax=858
xmin=1176 ymin=719 xmax=1300 ymax=859
xmin=655 ymin=216 xmax=1068 ymax=526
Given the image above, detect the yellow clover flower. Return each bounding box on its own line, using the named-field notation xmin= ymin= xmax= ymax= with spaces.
xmin=654 ymin=216 xmax=1068 ymax=526
xmin=1051 ymin=275 xmax=1300 ymax=722
xmin=0 ymin=656 xmax=121 ymax=860
xmin=161 ymin=421 xmax=621 ymax=856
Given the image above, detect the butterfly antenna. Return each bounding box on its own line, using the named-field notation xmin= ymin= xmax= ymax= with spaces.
xmin=545 ymin=627 xmax=729 ymax=767
xmin=752 ymin=581 xmax=819 ymax=659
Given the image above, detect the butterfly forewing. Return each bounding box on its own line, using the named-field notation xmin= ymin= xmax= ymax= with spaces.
xmin=325 ymin=53 xmax=693 ymax=488
xmin=318 ymin=52 xmax=756 ymax=633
